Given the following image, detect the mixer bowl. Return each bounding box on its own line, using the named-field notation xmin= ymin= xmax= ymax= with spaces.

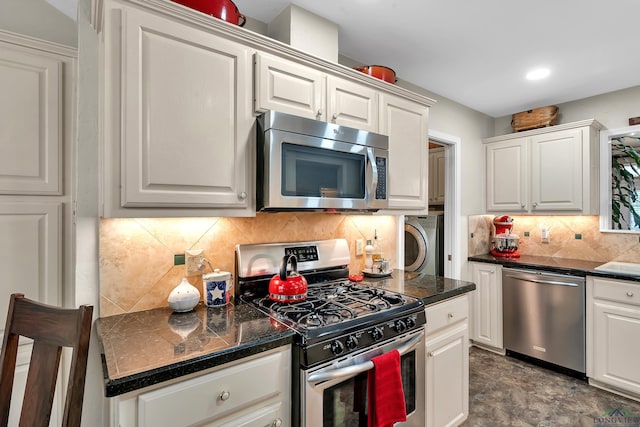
xmin=493 ymin=235 xmax=519 ymax=252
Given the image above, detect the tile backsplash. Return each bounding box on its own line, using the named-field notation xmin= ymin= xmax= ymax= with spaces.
xmin=469 ymin=214 xmax=640 ymax=262
xmin=99 ymin=213 xmax=397 ymax=317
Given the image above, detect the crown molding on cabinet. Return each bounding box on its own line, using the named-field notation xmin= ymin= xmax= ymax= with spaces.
xmin=483 ymin=119 xmax=604 ymax=143
xmin=0 ymin=29 xmax=77 ymax=57
xmin=91 ymin=0 xmax=436 ymax=107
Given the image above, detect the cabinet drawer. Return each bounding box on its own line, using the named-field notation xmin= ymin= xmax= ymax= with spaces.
xmin=425 ymin=295 xmax=469 ymax=335
xmin=138 ymin=351 xmax=288 ymax=427
xmin=592 ymin=277 xmax=640 ymax=306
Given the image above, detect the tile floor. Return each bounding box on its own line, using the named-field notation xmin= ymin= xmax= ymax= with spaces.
xmin=461 ymin=347 xmax=640 ymax=427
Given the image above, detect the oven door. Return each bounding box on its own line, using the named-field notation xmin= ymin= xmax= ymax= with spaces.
xmin=302 ymin=329 xmax=425 ymax=427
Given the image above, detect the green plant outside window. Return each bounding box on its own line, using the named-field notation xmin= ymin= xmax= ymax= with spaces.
xmin=611 ymin=135 xmax=640 ymax=230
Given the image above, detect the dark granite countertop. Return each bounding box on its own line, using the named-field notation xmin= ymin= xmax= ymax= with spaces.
xmin=96 ymin=271 xmax=475 ymax=397
xmin=468 ymin=254 xmax=640 ymax=283
xmin=365 ymin=269 xmax=476 ymax=304
xmin=95 ymin=302 xmax=295 ymax=397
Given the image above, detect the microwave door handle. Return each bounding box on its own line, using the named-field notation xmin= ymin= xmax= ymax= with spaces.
xmin=306 ymin=333 xmax=423 ymax=384
xmin=367 ymin=147 xmax=378 ymax=199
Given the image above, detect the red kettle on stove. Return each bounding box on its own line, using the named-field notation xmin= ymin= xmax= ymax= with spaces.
xmin=269 ymin=255 xmax=308 ymax=303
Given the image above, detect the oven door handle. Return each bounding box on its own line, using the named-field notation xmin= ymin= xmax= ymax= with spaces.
xmin=307 ymin=333 xmax=423 ymax=384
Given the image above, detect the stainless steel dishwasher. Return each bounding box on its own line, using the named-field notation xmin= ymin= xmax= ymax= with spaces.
xmin=502 ymin=268 xmax=586 ymax=374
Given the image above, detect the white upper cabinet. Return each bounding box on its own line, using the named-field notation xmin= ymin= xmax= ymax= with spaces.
xmin=380 ymin=93 xmax=429 ymax=210
xmin=0 ymin=40 xmax=63 ymax=195
xmin=254 ymin=52 xmax=378 ymax=132
xmin=530 ymin=128 xmax=584 ymax=211
xmin=326 ymin=76 xmax=378 ymax=132
xmin=97 ymin=0 xmax=435 ymax=217
xmin=102 ymin=1 xmax=254 ymax=217
xmin=484 ymin=120 xmax=601 ymax=214
xmin=254 ymin=52 xmax=324 ymax=120
xmin=485 ymin=139 xmax=528 ymax=212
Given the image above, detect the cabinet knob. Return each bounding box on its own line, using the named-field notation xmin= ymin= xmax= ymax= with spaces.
xmin=219 ymin=391 xmax=231 ymax=401
xmin=332 ymin=113 xmax=338 ymax=121
xmin=428 ymin=352 xmax=434 ymax=358
xmin=271 ymin=419 xmax=283 ymax=427
xmin=239 ymin=191 xmax=247 ymax=200
xmin=448 ymin=312 xmax=454 ymax=319
xmin=627 ymin=291 xmax=634 ymax=297
xmin=521 ymin=204 xmax=526 ymax=209
xmin=532 ymin=202 xmax=538 ymax=208
xmin=317 ymin=109 xmax=323 ymax=117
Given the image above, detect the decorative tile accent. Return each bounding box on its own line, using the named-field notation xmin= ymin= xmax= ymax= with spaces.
xmin=468 ymin=215 xmax=493 ymax=256
xmin=468 ymin=214 xmax=640 ymax=263
xmin=99 ymin=213 xmax=397 ymax=315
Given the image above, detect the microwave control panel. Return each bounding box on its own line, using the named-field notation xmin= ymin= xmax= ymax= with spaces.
xmin=375 ymin=157 xmax=387 ymax=199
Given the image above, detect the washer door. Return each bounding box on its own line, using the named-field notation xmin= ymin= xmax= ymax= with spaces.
xmin=404 ymin=219 xmax=429 ymax=272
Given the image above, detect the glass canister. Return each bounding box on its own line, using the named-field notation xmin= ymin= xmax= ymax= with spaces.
xmin=202 ymin=269 xmax=233 ymax=307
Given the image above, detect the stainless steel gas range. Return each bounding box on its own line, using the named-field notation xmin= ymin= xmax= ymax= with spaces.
xmin=236 ymin=239 xmax=426 ymax=427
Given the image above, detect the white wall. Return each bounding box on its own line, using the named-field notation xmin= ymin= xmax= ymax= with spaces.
xmin=0 ymin=0 xmax=77 ymax=47
xmin=494 ymin=85 xmax=640 ymax=135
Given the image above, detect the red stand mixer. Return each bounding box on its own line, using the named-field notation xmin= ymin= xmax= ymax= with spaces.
xmin=490 ymin=215 xmax=520 ymax=258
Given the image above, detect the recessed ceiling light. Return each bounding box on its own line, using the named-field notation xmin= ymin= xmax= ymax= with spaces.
xmin=526 ymin=68 xmax=551 ymax=80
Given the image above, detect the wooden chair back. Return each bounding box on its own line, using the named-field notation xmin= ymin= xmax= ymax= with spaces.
xmin=0 ymin=293 xmax=93 ymax=427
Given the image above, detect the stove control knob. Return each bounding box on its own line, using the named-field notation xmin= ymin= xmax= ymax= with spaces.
xmin=346 ymin=335 xmax=358 ymax=350
xmin=394 ymin=320 xmax=407 ymax=333
xmin=371 ymin=326 xmax=384 ymax=341
xmin=406 ymin=317 xmax=416 ymax=329
xmin=331 ymin=340 xmax=345 ymax=355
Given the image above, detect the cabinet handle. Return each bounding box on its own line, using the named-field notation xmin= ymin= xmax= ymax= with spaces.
xmin=532 ymin=202 xmax=538 ymax=208
xmin=317 ymin=109 xmax=323 ymax=118
xmin=428 ymin=352 xmax=434 ymax=358
xmin=239 ymin=191 xmax=247 ymax=200
xmin=219 ymin=391 xmax=231 ymax=401
xmin=271 ymin=419 xmax=283 ymax=427
xmin=627 ymin=291 xmax=634 ymax=297
xmin=332 ymin=113 xmax=338 ymax=121
xmin=448 ymin=312 xmax=454 ymax=319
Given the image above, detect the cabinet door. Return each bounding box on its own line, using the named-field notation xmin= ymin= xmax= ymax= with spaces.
xmin=530 ymin=128 xmax=583 ymax=211
xmin=0 ymin=201 xmax=63 ymax=425
xmin=215 ymin=401 xmax=284 ymax=427
xmin=470 ymin=262 xmax=503 ymax=349
xmin=425 ymin=322 xmax=469 ymax=427
xmin=0 ymin=41 xmax=62 ymax=195
xmin=592 ymin=301 xmax=640 ymax=395
xmin=379 ymin=94 xmax=429 ymax=209
xmin=254 ymin=52 xmax=324 ymax=120
xmin=110 ymin=8 xmax=253 ymax=210
xmin=326 ymin=76 xmax=378 ymax=132
xmin=429 ymin=148 xmax=446 ymax=204
xmin=485 ymin=139 xmax=527 ymax=212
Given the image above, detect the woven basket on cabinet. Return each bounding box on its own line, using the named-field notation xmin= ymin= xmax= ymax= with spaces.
xmin=511 ymin=106 xmax=559 ymax=132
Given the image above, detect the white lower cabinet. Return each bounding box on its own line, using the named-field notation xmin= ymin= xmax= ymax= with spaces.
xmin=587 ymin=276 xmax=640 ymax=398
xmin=425 ymin=295 xmax=469 ymax=427
xmin=112 ymin=346 xmax=291 ymax=427
xmin=469 ymin=262 xmax=503 ymax=350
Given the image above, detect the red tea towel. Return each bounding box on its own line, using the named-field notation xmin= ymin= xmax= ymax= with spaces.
xmin=368 ymin=349 xmax=406 ymax=427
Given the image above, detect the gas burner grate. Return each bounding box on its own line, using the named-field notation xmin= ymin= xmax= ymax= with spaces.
xmin=254 ymin=281 xmax=408 ymax=331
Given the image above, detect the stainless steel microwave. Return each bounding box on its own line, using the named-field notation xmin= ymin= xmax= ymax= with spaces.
xmin=257 ymin=111 xmax=389 ymax=212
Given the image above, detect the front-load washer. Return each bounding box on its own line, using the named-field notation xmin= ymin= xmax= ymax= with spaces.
xmin=404 ymin=215 xmax=443 ymax=275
